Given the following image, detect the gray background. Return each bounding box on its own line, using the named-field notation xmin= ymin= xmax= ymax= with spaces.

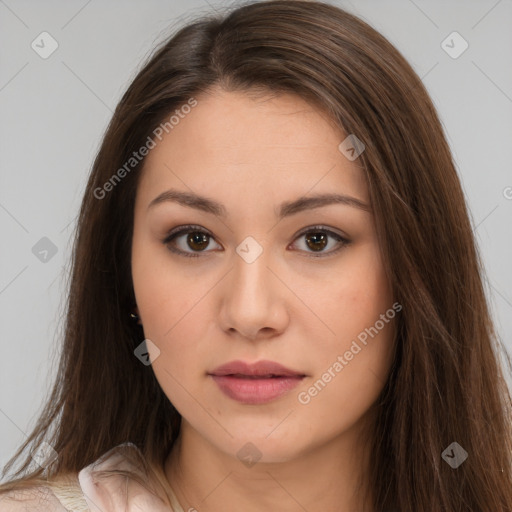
xmin=1 ymin=0 xmax=511 ymax=476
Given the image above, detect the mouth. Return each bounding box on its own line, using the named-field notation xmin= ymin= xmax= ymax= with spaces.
xmin=208 ymin=360 xmax=306 ymax=404
xmin=221 ymin=373 xmax=297 ymax=379
xmin=209 ymin=359 xmax=306 ymax=378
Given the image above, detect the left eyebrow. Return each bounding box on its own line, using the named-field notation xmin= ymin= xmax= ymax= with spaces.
xmin=147 ymin=188 xmax=371 ymax=219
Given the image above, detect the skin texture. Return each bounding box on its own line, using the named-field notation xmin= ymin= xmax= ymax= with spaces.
xmin=131 ymin=87 xmax=397 ymax=512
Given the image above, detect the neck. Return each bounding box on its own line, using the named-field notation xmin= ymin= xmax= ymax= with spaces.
xmin=164 ymin=419 xmax=374 ymax=512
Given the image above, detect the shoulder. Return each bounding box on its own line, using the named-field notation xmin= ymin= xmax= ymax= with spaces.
xmin=0 ymin=443 xmax=172 ymax=512
xmin=51 ymin=473 xmax=91 ymax=511
xmin=0 ymin=473 xmax=89 ymax=512
xmin=0 ymin=482 xmax=78 ymax=511
xmin=77 ymin=443 xmax=173 ymax=510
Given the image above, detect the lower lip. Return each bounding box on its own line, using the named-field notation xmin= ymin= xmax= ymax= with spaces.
xmin=210 ymin=375 xmax=304 ymax=404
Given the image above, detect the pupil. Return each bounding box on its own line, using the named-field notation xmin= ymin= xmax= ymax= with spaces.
xmin=188 ymin=232 xmax=209 ymax=251
xmin=306 ymin=232 xmax=327 ymax=251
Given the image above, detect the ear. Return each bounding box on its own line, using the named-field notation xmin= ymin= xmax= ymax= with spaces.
xmin=131 ymin=306 xmax=142 ymax=325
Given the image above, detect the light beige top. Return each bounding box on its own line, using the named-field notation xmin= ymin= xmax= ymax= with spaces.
xmin=0 ymin=443 xmax=184 ymax=511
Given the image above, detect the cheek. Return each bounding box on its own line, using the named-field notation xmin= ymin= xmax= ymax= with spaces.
xmin=134 ymin=273 xmax=209 ymax=360
xmin=134 ymin=276 xmax=211 ymax=413
xmin=314 ymin=243 xmax=393 ymax=349
xmin=131 ymin=241 xmax=215 ymax=374
xmin=132 ymin=235 xmax=206 ymax=337
xmin=131 ymin=250 xmax=201 ymax=407
xmin=296 ymin=317 xmax=396 ymax=440
xmin=302 ymin=245 xmax=396 ymax=405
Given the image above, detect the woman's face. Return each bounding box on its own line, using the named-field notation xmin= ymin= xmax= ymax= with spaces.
xmin=131 ymin=87 xmax=397 ymax=463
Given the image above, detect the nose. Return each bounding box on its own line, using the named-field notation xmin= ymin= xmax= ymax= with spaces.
xmin=218 ymin=245 xmax=290 ymax=342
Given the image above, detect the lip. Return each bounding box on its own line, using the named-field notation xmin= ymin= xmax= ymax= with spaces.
xmin=208 ymin=360 xmax=306 ymax=405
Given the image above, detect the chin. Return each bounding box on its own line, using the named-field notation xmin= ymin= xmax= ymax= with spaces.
xmin=211 ymin=426 xmax=313 ymax=465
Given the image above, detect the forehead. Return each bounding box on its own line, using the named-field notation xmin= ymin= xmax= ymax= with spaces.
xmin=137 ymin=87 xmax=368 ymax=209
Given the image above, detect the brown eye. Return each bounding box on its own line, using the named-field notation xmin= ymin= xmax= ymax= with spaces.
xmin=304 ymin=232 xmax=328 ymax=252
xmin=163 ymin=225 xmax=220 ymax=258
xmin=291 ymin=226 xmax=350 ymax=257
xmin=186 ymin=232 xmax=210 ymax=252
xmin=163 ymin=224 xmax=350 ymax=259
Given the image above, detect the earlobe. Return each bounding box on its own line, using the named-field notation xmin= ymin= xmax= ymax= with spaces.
xmin=130 ymin=307 xmax=143 ymax=325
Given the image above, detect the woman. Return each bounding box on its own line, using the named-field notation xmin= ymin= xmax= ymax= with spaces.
xmin=1 ymin=0 xmax=511 ymax=510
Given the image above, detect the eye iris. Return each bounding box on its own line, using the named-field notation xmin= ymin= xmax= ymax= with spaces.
xmin=305 ymin=232 xmax=327 ymax=252
xmin=187 ymin=232 xmax=209 ymax=251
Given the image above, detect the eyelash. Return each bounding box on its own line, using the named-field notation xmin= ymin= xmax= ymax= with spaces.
xmin=162 ymin=224 xmax=351 ymax=259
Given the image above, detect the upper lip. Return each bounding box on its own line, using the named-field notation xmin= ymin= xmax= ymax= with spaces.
xmin=209 ymin=360 xmax=305 ymax=378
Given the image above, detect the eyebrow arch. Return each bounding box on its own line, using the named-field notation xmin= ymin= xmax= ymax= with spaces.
xmin=147 ymin=188 xmax=371 ymax=219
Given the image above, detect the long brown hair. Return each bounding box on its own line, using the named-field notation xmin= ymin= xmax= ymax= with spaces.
xmin=2 ymin=1 xmax=511 ymax=509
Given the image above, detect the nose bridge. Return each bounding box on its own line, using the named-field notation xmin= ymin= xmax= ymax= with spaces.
xmin=219 ymin=234 xmax=288 ymax=339
xmin=231 ymin=236 xmax=275 ymax=306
